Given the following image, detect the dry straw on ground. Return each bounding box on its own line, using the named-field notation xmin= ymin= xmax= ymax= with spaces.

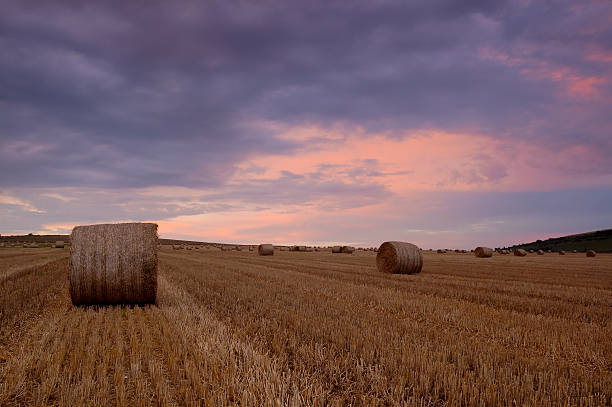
xmin=258 ymin=244 xmax=274 ymax=256
xmin=54 ymin=241 xmax=64 ymax=248
xmin=586 ymin=250 xmax=597 ymax=257
xmin=69 ymin=223 xmax=158 ymax=305
xmin=474 ymin=247 xmax=493 ymax=258
xmin=514 ymin=249 xmax=528 ymax=257
xmin=376 ymin=241 xmax=423 ymax=274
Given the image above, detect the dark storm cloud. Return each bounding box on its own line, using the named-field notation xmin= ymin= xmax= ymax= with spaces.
xmin=1 ymin=0 xmax=611 ymax=190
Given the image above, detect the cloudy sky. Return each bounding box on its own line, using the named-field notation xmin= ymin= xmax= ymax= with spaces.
xmin=1 ymin=0 xmax=611 ymax=248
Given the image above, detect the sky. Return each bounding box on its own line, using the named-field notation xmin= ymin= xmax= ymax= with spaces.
xmin=1 ymin=0 xmax=611 ymax=249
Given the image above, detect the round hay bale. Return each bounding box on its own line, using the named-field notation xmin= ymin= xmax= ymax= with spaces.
xmin=258 ymin=244 xmax=274 ymax=256
xmin=586 ymin=250 xmax=596 ymax=257
xmin=54 ymin=241 xmax=65 ymax=248
xmin=376 ymin=241 xmax=423 ymax=274
xmin=69 ymin=223 xmax=158 ymax=305
xmin=572 ymin=250 xmax=577 ymax=253
xmin=331 ymin=246 xmax=342 ymax=253
xmin=514 ymin=249 xmax=527 ymax=257
xmin=341 ymin=246 xmax=355 ymax=254
xmin=528 ymin=249 xmax=534 ymax=253
xmin=559 ymin=250 xmax=565 ymax=255
xmin=474 ymin=247 xmax=493 ymax=258
xmin=436 ymin=249 xmax=446 ymax=254
xmin=537 ymin=249 xmax=544 ymax=255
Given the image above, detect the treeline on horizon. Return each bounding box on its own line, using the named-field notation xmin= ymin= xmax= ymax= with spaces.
xmin=506 ymin=229 xmax=612 ymax=253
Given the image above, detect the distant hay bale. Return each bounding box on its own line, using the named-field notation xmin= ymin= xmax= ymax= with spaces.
xmin=572 ymin=250 xmax=577 ymax=253
xmin=341 ymin=246 xmax=355 ymax=254
xmin=586 ymin=250 xmax=596 ymax=257
xmin=528 ymin=249 xmax=534 ymax=253
xmin=258 ymin=244 xmax=274 ymax=256
xmin=514 ymin=249 xmax=527 ymax=257
xmin=331 ymin=246 xmax=342 ymax=253
xmin=436 ymin=249 xmax=446 ymax=254
xmin=474 ymin=247 xmax=493 ymax=258
xmin=54 ymin=241 xmax=65 ymax=248
xmin=376 ymin=241 xmax=423 ymax=274
xmin=537 ymin=249 xmax=544 ymax=255
xmin=559 ymin=250 xmax=565 ymax=255
xmin=69 ymin=223 xmax=158 ymax=305
xmin=172 ymin=245 xmax=180 ymax=250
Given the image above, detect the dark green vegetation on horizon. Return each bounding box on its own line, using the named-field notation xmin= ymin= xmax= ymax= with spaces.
xmin=508 ymin=229 xmax=612 ymax=253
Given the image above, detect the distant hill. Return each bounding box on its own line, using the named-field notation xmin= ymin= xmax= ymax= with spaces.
xmin=507 ymin=229 xmax=612 ymax=253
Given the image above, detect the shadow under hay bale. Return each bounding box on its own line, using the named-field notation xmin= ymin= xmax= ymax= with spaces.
xmin=69 ymin=223 xmax=158 ymax=306
xmin=376 ymin=241 xmax=423 ymax=274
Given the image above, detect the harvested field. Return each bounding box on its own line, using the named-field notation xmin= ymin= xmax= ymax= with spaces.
xmin=0 ymin=248 xmax=611 ymax=406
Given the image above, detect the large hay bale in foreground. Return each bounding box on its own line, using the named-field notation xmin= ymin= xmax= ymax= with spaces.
xmin=586 ymin=250 xmax=596 ymax=257
xmin=69 ymin=223 xmax=158 ymax=305
xmin=376 ymin=241 xmax=423 ymax=274
xmin=331 ymin=246 xmax=342 ymax=253
xmin=54 ymin=241 xmax=65 ymax=248
xmin=474 ymin=247 xmax=493 ymax=258
xmin=514 ymin=249 xmax=527 ymax=257
xmin=258 ymin=244 xmax=274 ymax=256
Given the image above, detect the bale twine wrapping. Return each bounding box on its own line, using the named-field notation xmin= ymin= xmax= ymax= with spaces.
xmin=586 ymin=250 xmax=596 ymax=257
xmin=332 ymin=246 xmax=342 ymax=253
xmin=376 ymin=241 xmax=423 ymax=274
xmin=258 ymin=244 xmax=274 ymax=256
xmin=54 ymin=241 xmax=65 ymax=248
xmin=474 ymin=247 xmax=493 ymax=258
xmin=69 ymin=223 xmax=158 ymax=305
xmin=341 ymin=246 xmax=355 ymax=254
xmin=514 ymin=249 xmax=527 ymax=257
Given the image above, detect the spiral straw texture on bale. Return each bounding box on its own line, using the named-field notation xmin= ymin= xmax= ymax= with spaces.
xmin=474 ymin=247 xmax=493 ymax=258
xmin=514 ymin=249 xmax=527 ymax=257
xmin=376 ymin=241 xmax=423 ymax=274
xmin=258 ymin=244 xmax=274 ymax=256
xmin=69 ymin=223 xmax=158 ymax=306
xmin=54 ymin=241 xmax=64 ymax=248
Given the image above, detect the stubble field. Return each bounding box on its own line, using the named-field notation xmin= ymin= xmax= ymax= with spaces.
xmin=0 ymin=246 xmax=610 ymax=406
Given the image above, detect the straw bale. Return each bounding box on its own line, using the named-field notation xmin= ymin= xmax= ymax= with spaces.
xmin=54 ymin=241 xmax=65 ymax=248
xmin=258 ymin=244 xmax=274 ymax=256
xmin=537 ymin=249 xmax=544 ymax=255
xmin=474 ymin=247 xmax=493 ymax=258
xmin=558 ymin=250 xmax=565 ymax=255
xmin=586 ymin=250 xmax=596 ymax=257
xmin=69 ymin=223 xmax=157 ymax=305
xmin=341 ymin=246 xmax=355 ymax=254
xmin=514 ymin=249 xmax=527 ymax=257
xmin=376 ymin=241 xmax=422 ymax=274
xmin=331 ymin=246 xmax=342 ymax=253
